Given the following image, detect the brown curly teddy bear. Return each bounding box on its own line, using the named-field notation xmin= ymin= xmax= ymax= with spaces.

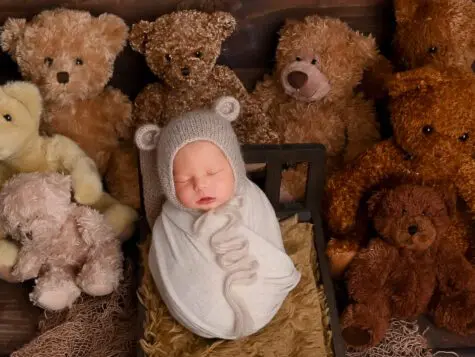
xmin=1 ymin=8 xmax=141 ymax=210
xmin=129 ymin=9 xmax=279 ymax=145
xmin=393 ymin=0 xmax=475 ymax=72
xmin=253 ymin=14 xmax=381 ymax=201
xmin=0 ymin=172 xmax=123 ymax=312
xmin=325 ymin=65 xmax=475 ymax=275
xmin=341 ymin=185 xmax=475 ymax=349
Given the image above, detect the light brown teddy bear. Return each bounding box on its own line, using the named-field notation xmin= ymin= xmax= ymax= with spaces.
xmin=253 ymin=14 xmax=381 ymax=201
xmin=129 ymin=9 xmax=279 ymax=145
xmin=1 ymin=8 xmax=141 ymax=210
xmin=0 ymin=81 xmax=136 ymax=283
xmin=393 ymin=0 xmax=475 ymax=72
xmin=0 ymin=172 xmax=123 ymax=311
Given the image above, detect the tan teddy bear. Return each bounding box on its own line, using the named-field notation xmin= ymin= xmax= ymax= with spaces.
xmin=0 ymin=172 xmax=123 ymax=311
xmin=393 ymin=0 xmax=475 ymax=72
xmin=0 ymin=81 xmax=136 ymax=282
xmin=1 ymin=8 xmax=141 ymax=210
xmin=129 ymin=9 xmax=279 ymax=145
xmin=253 ymin=14 xmax=381 ymax=200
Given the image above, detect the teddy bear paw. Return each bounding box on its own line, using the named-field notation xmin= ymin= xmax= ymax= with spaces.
xmin=31 ymin=281 xmax=81 ymax=311
xmin=103 ymin=203 xmax=138 ymax=241
xmin=80 ymin=278 xmax=116 ymax=297
xmin=0 ymin=240 xmax=20 ymax=282
xmin=342 ymin=326 xmax=372 ymax=349
xmin=72 ymin=174 xmax=103 ymax=206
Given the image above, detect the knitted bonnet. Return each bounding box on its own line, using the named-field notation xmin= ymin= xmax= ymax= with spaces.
xmin=135 ymin=96 xmax=246 ymax=223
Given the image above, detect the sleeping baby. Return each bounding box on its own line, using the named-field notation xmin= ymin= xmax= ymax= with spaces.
xmin=135 ymin=96 xmax=300 ymax=340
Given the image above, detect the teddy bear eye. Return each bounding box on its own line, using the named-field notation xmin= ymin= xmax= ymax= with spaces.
xmin=44 ymin=57 xmax=53 ymax=66
xmin=459 ymin=133 xmax=469 ymax=142
xmin=311 ymin=59 xmax=317 ymax=65
xmin=422 ymin=125 xmax=434 ymax=135
xmin=402 ymin=208 xmax=407 ymax=215
xmin=3 ymin=114 xmax=12 ymax=122
xmin=296 ymin=56 xmax=302 ymax=61
xmin=75 ymin=58 xmax=83 ymax=65
xmin=195 ymin=51 xmax=203 ymax=58
xmin=428 ymin=46 xmax=438 ymax=54
xmin=165 ymin=54 xmax=172 ymax=62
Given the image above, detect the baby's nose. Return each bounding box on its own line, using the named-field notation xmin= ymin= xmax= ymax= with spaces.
xmin=194 ymin=176 xmax=209 ymax=189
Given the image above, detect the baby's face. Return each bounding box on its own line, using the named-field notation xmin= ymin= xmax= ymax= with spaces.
xmin=173 ymin=141 xmax=235 ymax=210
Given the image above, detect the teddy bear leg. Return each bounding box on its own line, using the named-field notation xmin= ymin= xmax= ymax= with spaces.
xmin=90 ymin=192 xmax=138 ymax=241
xmin=432 ymin=291 xmax=475 ymax=335
xmin=76 ymin=241 xmax=122 ymax=297
xmin=105 ymin=143 xmax=141 ymax=210
xmin=30 ymin=267 xmax=81 ymax=311
xmin=341 ymin=297 xmax=391 ymax=349
xmin=0 ymin=238 xmax=19 ymax=283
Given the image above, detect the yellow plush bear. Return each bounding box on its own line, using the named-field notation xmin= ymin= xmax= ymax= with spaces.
xmin=0 ymin=81 xmax=138 ymax=281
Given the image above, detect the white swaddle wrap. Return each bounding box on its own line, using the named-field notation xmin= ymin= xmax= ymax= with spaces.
xmin=149 ymin=179 xmax=300 ymax=339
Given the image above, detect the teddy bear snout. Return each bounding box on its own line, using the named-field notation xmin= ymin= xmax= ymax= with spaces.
xmin=57 ymin=71 xmax=70 ymax=84
xmin=408 ymin=224 xmax=418 ymax=236
xmin=181 ymin=67 xmax=190 ymax=77
xmin=287 ymin=71 xmax=308 ymax=89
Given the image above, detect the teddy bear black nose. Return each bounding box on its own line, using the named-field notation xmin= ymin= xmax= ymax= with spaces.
xmin=287 ymin=71 xmax=308 ymax=89
xmin=181 ymin=67 xmax=190 ymax=76
xmin=57 ymin=71 xmax=70 ymax=84
xmin=408 ymin=225 xmax=418 ymax=236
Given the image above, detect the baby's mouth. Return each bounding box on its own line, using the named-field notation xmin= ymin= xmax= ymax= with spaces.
xmin=197 ymin=197 xmax=216 ymax=205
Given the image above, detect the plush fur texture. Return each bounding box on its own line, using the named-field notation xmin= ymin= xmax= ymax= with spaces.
xmin=253 ymin=14 xmax=381 ymax=200
xmin=0 ymin=81 xmax=137 ymax=283
xmin=325 ymin=65 xmax=475 ymax=276
xmin=0 ymin=172 xmax=123 ymax=311
xmin=1 ymin=8 xmax=141 ymax=210
xmin=130 ymin=10 xmax=279 ymax=145
xmin=341 ymin=185 xmax=475 ymax=349
xmin=393 ymin=0 xmax=475 ymax=72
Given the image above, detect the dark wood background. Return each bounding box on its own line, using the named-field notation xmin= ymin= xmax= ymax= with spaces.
xmin=0 ymin=0 xmax=395 ymax=99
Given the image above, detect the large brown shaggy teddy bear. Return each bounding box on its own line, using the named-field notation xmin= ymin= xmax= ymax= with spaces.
xmin=129 ymin=9 xmax=279 ymax=145
xmin=324 ymin=65 xmax=475 ymax=275
xmin=1 ymin=8 xmax=141 ymax=210
xmin=253 ymin=14 xmax=381 ymax=201
xmin=341 ymin=185 xmax=475 ymax=349
xmin=393 ymin=0 xmax=475 ymax=72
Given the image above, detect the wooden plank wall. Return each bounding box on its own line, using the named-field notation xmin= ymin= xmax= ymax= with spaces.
xmin=0 ymin=0 xmax=394 ymax=99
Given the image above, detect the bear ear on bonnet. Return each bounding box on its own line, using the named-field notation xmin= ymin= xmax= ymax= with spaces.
xmin=135 ymin=124 xmax=161 ymax=151
xmin=213 ymin=95 xmax=240 ymax=122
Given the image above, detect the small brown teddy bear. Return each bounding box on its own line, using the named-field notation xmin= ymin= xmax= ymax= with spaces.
xmin=0 ymin=172 xmax=123 ymax=312
xmin=325 ymin=66 xmax=475 ymax=272
xmin=1 ymin=8 xmax=141 ymax=210
xmin=341 ymin=185 xmax=475 ymax=349
xmin=129 ymin=10 xmax=279 ymax=145
xmin=393 ymin=0 xmax=475 ymax=72
xmin=253 ymin=14 xmax=381 ymax=200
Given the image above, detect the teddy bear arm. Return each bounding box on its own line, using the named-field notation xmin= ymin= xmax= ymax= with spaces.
xmin=133 ymin=83 xmax=165 ymax=126
xmin=102 ymin=87 xmax=134 ymax=141
xmin=252 ymin=77 xmax=281 ymax=114
xmin=46 ymin=135 xmax=103 ymax=205
xmin=436 ymin=241 xmax=475 ymax=293
xmin=12 ymin=246 xmax=45 ymax=281
xmin=347 ymin=239 xmax=397 ymax=302
xmin=326 ymin=140 xmax=405 ymax=233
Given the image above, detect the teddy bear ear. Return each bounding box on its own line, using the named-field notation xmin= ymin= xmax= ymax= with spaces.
xmin=366 ymin=189 xmax=388 ymax=218
xmin=129 ymin=20 xmax=154 ymax=54
xmin=303 ymin=14 xmax=322 ymax=25
xmin=1 ymin=81 xmax=43 ymax=122
xmin=96 ymin=13 xmax=128 ymax=56
xmin=210 ymin=11 xmax=237 ymax=40
xmin=135 ymin=124 xmax=161 ymax=151
xmin=213 ymin=96 xmax=240 ymax=122
xmin=387 ymin=65 xmax=455 ymax=98
xmin=394 ymin=0 xmax=420 ymax=23
xmin=1 ymin=18 xmax=27 ymax=56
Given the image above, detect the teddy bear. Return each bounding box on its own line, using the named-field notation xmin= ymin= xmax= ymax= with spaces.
xmin=129 ymin=9 xmax=279 ymax=145
xmin=393 ymin=0 xmax=475 ymax=72
xmin=1 ymin=8 xmax=141 ymax=210
xmin=0 ymin=172 xmax=123 ymax=311
xmin=0 ymin=81 xmax=137 ymax=283
xmin=341 ymin=185 xmax=475 ymax=349
xmin=252 ymin=14 xmax=382 ymax=201
xmin=324 ymin=65 xmax=475 ymax=276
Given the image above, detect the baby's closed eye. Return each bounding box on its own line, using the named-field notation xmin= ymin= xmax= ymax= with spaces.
xmin=207 ymin=168 xmax=224 ymax=176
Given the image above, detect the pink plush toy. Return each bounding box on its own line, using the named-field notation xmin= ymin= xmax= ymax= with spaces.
xmin=0 ymin=172 xmax=123 ymax=311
